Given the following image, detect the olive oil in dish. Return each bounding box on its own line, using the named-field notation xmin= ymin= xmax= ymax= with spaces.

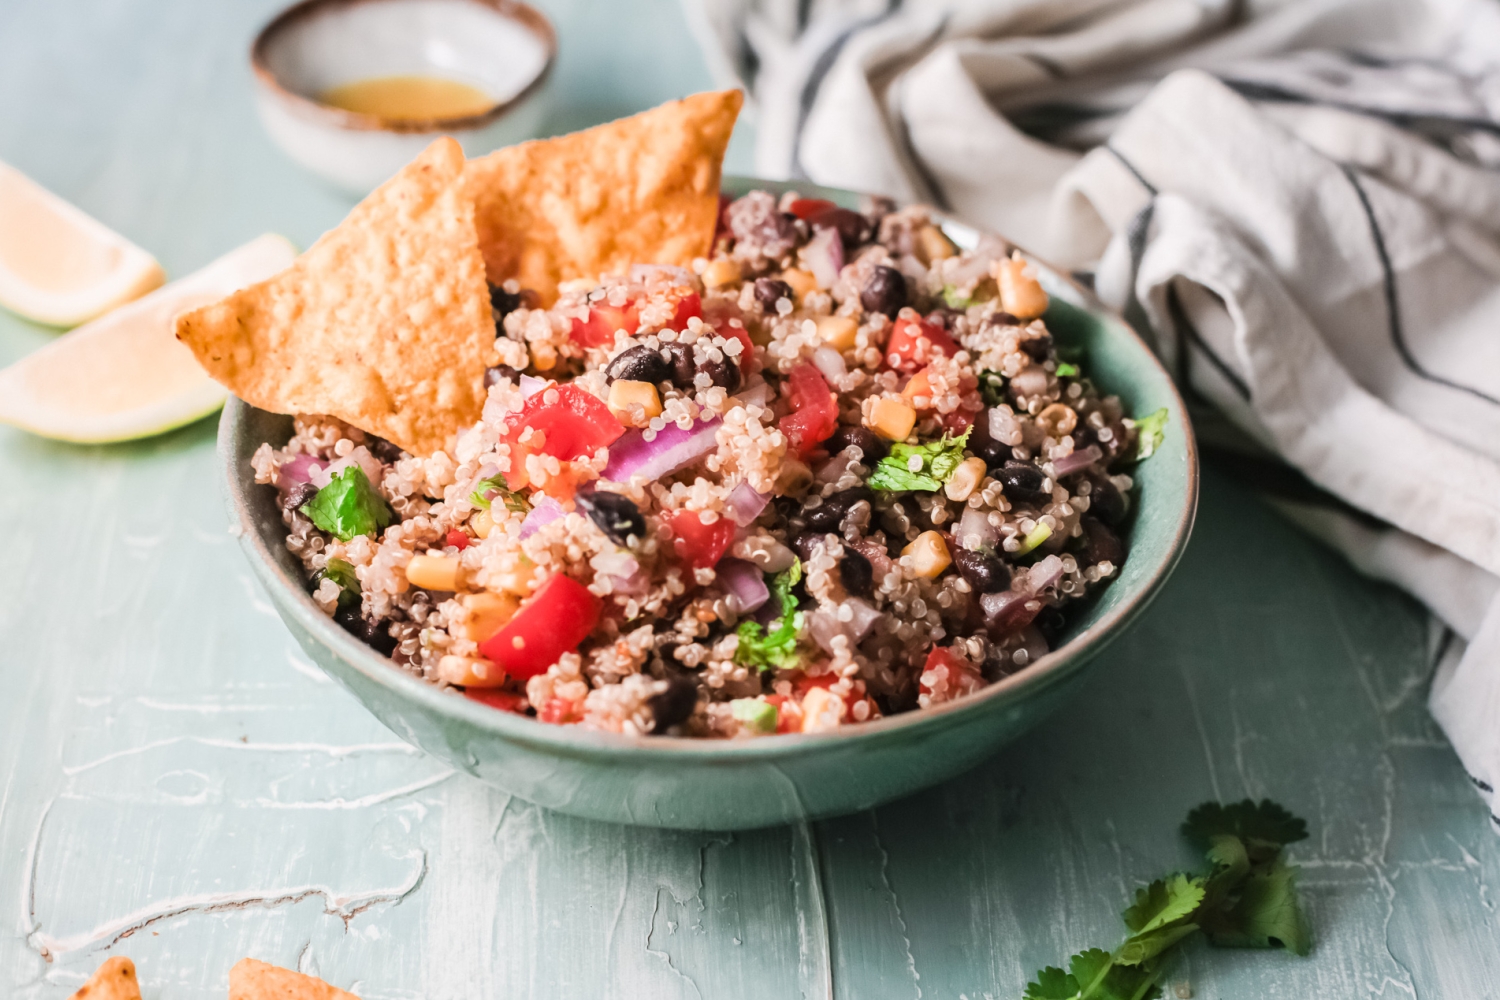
xmin=320 ymin=75 xmax=494 ymax=121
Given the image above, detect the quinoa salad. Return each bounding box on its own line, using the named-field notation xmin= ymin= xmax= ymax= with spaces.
xmin=251 ymin=191 xmax=1163 ymax=738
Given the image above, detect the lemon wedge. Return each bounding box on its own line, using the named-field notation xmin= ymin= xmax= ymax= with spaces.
xmin=0 ymin=234 xmax=297 ymax=443
xmin=0 ymin=161 xmax=167 ymax=327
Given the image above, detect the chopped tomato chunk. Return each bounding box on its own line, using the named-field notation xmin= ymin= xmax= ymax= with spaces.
xmin=670 ymin=289 xmax=703 ymax=328
xmin=538 ymin=697 xmax=584 ymax=725
xmin=787 ymin=671 xmax=880 ymax=725
xmin=919 ymin=646 xmax=986 ymax=703
xmin=666 ymin=509 xmax=736 ymax=569
xmin=570 ymin=300 xmax=639 ymax=348
xmin=477 ymin=573 xmax=602 ymax=680
xmin=788 ymin=197 xmax=838 ymax=220
xmin=704 ymin=299 xmax=754 ymax=361
xmin=779 ymin=362 xmax=838 ymax=456
xmin=463 ymin=689 xmax=528 ymax=714
xmin=885 ymin=316 xmax=960 ymax=373
xmin=511 ymin=383 xmax=624 ymax=462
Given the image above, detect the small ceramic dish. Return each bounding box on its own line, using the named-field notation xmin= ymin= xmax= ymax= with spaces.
xmin=219 ymin=178 xmax=1198 ymax=831
xmin=251 ymin=0 xmax=555 ymax=195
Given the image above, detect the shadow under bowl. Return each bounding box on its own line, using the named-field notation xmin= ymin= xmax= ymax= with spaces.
xmin=251 ymin=0 xmax=555 ymax=195
xmin=219 ymin=177 xmax=1198 ymax=830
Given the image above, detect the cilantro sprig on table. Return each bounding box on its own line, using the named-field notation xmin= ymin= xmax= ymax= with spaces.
xmin=869 ymin=428 xmax=971 ymax=492
xmin=734 ymin=559 xmax=804 ymax=671
xmin=1023 ymin=799 xmax=1310 ymax=1000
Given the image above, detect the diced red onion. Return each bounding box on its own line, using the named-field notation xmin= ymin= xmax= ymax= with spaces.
xmin=277 ymin=453 xmax=324 ymax=492
xmin=803 ymin=227 xmax=843 ymax=289
xmin=1052 ymin=445 xmax=1103 ymax=478
xmin=807 ymin=598 xmax=881 ymax=653
xmin=980 ymin=589 xmax=1042 ymax=634
xmin=717 ymin=558 xmax=769 ymax=613
xmin=1011 ymin=366 xmax=1050 ymax=398
xmin=988 ymin=406 xmax=1022 ymax=446
xmin=726 ymin=481 xmax=769 ymax=527
xmin=737 ymin=380 xmax=772 ymax=409
xmin=603 ymin=417 xmax=721 ymax=483
xmin=957 ymin=506 xmax=999 ymax=550
xmin=816 ymin=447 xmax=860 ymax=485
xmin=519 ymin=375 xmax=549 ymax=399
xmin=519 ymin=495 xmax=564 ymax=538
xmin=851 ymin=539 xmax=893 ymax=582
xmin=811 ymin=345 xmax=847 ymax=383
xmin=1024 ymin=554 xmax=1065 ymax=593
xmin=630 ymin=263 xmax=695 ymax=285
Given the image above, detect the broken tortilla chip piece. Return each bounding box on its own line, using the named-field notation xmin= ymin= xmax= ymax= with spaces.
xmin=465 ymin=89 xmax=743 ymax=303
xmin=229 ymin=958 xmax=361 ymax=1000
xmin=69 ymin=956 xmax=141 ymax=1000
xmin=176 ymin=137 xmax=493 ymax=456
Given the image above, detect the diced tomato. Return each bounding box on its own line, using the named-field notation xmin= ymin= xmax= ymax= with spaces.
xmin=788 ymin=197 xmax=837 ymax=221
xmin=787 ymin=671 xmax=880 ymax=725
xmin=778 ymin=362 xmax=839 ymax=457
xmin=671 ymin=290 xmax=703 ymax=328
xmin=666 ymin=509 xmax=736 ymax=570
xmin=477 ymin=573 xmax=602 ymax=680
xmin=463 ymin=688 xmax=528 ymax=714
xmin=570 ymin=300 xmax=639 ymax=348
xmin=884 ymin=316 xmax=960 ymax=373
xmin=538 ymin=697 xmax=584 ymax=725
xmin=919 ymin=646 xmax=987 ymax=703
xmin=941 ymin=410 xmax=976 ymax=434
xmin=445 ymin=529 xmax=469 ymax=551
xmin=705 ymin=299 xmax=755 ymax=363
xmin=763 ymin=695 xmax=799 ymax=734
xmin=510 ymin=383 xmax=624 ymax=462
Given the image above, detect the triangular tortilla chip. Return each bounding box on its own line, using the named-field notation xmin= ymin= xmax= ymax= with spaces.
xmin=176 ymin=137 xmax=493 ymax=455
xmin=228 ymin=958 xmax=360 ymax=1000
xmin=465 ymin=89 xmax=742 ymax=303
xmin=69 ymin=956 xmax=141 ymax=1000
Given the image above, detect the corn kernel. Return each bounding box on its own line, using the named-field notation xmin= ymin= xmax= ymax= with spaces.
xmin=916 ymin=224 xmax=957 ymax=264
xmin=996 ymin=254 xmax=1049 ymax=319
xmin=457 ymin=591 xmax=519 ymax=642
xmin=780 ymin=267 xmax=818 ymax=303
xmin=944 ymin=457 xmax=987 ymax=503
xmin=1037 ymin=402 xmax=1078 ymax=438
xmin=800 ymin=687 xmax=846 ymax=732
xmin=901 ymin=369 xmax=933 ymax=409
xmin=436 ymin=654 xmax=504 ymax=688
xmin=495 ymin=556 xmax=538 ymax=597
xmin=607 ymin=379 xmax=663 ymax=427
xmin=406 ymin=554 xmax=460 ymax=591
xmin=867 ymin=397 xmax=916 ymax=441
xmin=816 ymin=314 xmax=858 ymax=351
xmin=702 ymin=257 xmax=741 ymax=289
xmin=902 ymin=530 xmax=952 ymax=579
xmin=471 ymin=509 xmax=495 ymax=539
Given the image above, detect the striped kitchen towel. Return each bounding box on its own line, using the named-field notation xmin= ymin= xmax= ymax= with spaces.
xmin=687 ymin=0 xmax=1500 ymax=830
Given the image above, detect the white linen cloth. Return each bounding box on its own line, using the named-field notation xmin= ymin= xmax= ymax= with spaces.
xmin=687 ymin=0 xmax=1500 ymax=829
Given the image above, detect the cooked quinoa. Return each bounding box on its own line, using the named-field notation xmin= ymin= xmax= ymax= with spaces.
xmin=251 ymin=191 xmax=1148 ymax=738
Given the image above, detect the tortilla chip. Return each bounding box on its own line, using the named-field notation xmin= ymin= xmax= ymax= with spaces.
xmin=176 ymin=137 xmax=493 ymax=455
xmin=465 ymin=89 xmax=743 ymax=303
xmin=228 ymin=958 xmax=360 ymax=1000
xmin=68 ymin=956 xmax=141 ymax=1000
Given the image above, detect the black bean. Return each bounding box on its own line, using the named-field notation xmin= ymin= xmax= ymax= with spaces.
xmin=488 ymin=283 xmax=523 ymax=320
xmin=952 ymin=546 xmax=1010 ymax=593
xmin=827 ymin=424 xmax=888 ymax=463
xmin=647 ymin=675 xmax=699 ymax=733
xmin=839 ymin=549 xmax=874 ymax=597
xmin=575 ymin=491 xmax=647 ymax=545
xmin=976 ymin=438 xmax=1014 ymax=472
xmin=335 ymin=607 xmax=398 ymax=656
xmin=1019 ymin=333 xmax=1054 ymax=362
xmin=925 ymin=307 xmax=960 ymax=330
xmin=1034 ymin=605 xmax=1068 ymax=646
xmin=803 ymin=486 xmax=873 ymax=533
xmin=860 ymin=265 xmax=907 ymax=318
xmin=605 ymin=344 xmax=671 ymax=385
xmin=996 ymin=461 xmax=1049 ymax=505
xmin=483 ymin=364 xmax=521 ymax=389
xmin=754 ymin=277 xmax=794 ymax=311
xmin=791 ymin=532 xmax=824 ymax=564
xmin=698 ymin=353 xmax=741 ymax=393
xmin=1080 ymin=516 xmax=1125 ymax=567
xmin=660 ymin=342 xmax=698 ymax=389
xmin=1087 ymin=474 xmax=1126 ymax=527
xmin=364 ymin=435 xmax=404 ymax=463
xmin=811 ymin=207 xmax=872 ymax=249
xmin=283 ymin=482 xmax=320 ymax=513
xmin=986 ymin=310 xmax=1021 ymax=328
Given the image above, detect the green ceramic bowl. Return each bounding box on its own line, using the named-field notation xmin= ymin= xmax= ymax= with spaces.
xmin=219 ymin=178 xmax=1197 ymax=830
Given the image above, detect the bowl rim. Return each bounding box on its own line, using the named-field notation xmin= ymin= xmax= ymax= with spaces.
xmin=221 ymin=178 xmax=1198 ymax=762
xmin=250 ymin=0 xmax=557 ymax=135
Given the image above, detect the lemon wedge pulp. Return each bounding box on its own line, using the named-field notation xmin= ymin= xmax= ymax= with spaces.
xmin=0 ymin=234 xmax=297 ymax=443
xmin=0 ymin=161 xmax=166 ymax=327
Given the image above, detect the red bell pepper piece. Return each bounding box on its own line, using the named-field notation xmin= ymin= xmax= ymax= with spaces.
xmin=666 ymin=509 xmax=736 ymax=569
xmin=571 ymin=300 xmax=640 ymax=348
xmin=477 ymin=573 xmax=602 ymax=680
xmin=779 ymin=362 xmax=839 ymax=457
xmin=884 ymin=316 xmax=960 ymax=373
xmin=787 ymin=197 xmax=837 ymax=221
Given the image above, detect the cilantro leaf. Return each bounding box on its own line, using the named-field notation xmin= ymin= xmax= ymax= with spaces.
xmin=868 ymin=428 xmax=972 ymax=492
xmin=1182 ymin=799 xmax=1308 ymax=851
xmin=1068 ymin=948 xmax=1160 ymax=1000
xmin=303 ymin=466 xmax=392 ymax=541
xmin=1198 ymin=857 xmax=1310 ymax=955
xmin=1024 ymin=966 xmax=1081 ymax=1000
xmin=313 ymin=557 xmax=361 ymax=613
xmin=1122 ymin=875 xmax=1204 ymax=935
xmin=941 ymin=285 xmax=973 ymax=309
xmin=1055 ymin=361 xmax=1080 ymax=378
xmin=734 ymin=560 xmax=804 ymax=671
xmin=1132 ymin=408 xmax=1169 ymax=461
xmin=470 ymin=473 xmax=530 ymax=514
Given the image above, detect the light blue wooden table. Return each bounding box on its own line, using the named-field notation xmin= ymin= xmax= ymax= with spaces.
xmin=2 ymin=2 xmax=1498 ymax=997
